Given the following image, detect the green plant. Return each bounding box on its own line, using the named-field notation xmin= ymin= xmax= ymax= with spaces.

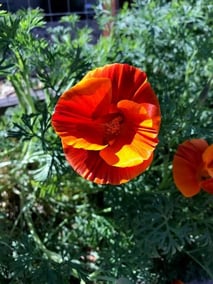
xmin=0 ymin=1 xmax=213 ymax=283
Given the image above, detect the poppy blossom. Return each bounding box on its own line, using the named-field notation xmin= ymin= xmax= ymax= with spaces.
xmin=173 ymin=139 xmax=213 ymax=197
xmin=52 ymin=63 xmax=161 ymax=184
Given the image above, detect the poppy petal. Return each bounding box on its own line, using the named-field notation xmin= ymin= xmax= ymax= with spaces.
xmin=58 ymin=77 xmax=112 ymax=118
xmin=83 ymin=63 xmax=147 ymax=103
xmin=62 ymin=142 xmax=154 ymax=185
xmin=132 ymin=80 xmax=161 ymax=110
xmin=172 ymin=139 xmax=208 ymax=197
xmin=62 ymin=137 xmax=107 ymax=151
xmin=202 ymin=144 xmax=213 ymax=177
xmin=118 ymin=99 xmax=161 ymax=132
xmin=201 ymin=178 xmax=213 ymax=194
xmin=100 ymin=132 xmax=156 ymax=167
xmin=173 ymin=154 xmax=201 ymax=197
xmin=52 ymin=78 xmax=112 ymax=149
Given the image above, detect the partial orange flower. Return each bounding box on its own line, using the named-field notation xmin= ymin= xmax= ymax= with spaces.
xmin=173 ymin=139 xmax=213 ymax=197
xmin=52 ymin=63 xmax=161 ymax=184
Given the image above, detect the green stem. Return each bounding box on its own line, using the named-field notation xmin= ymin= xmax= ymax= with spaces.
xmin=24 ymin=210 xmax=63 ymax=263
xmin=185 ymin=250 xmax=213 ymax=279
xmin=10 ymin=49 xmax=36 ymax=113
xmin=10 ymin=75 xmax=27 ymax=112
xmin=19 ymin=185 xmax=63 ymax=263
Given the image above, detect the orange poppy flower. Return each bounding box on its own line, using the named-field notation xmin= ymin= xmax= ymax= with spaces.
xmin=52 ymin=63 xmax=161 ymax=184
xmin=173 ymin=139 xmax=213 ymax=197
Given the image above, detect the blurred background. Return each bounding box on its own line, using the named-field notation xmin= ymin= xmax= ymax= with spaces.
xmin=1 ymin=0 xmax=133 ymax=20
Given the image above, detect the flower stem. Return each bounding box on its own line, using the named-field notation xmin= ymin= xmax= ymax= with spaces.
xmin=9 ymin=49 xmax=36 ymax=114
xmin=185 ymin=250 xmax=213 ymax=279
xmin=24 ymin=209 xmax=63 ymax=263
xmin=19 ymin=184 xmax=63 ymax=263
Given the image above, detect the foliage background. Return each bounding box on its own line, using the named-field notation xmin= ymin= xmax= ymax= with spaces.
xmin=0 ymin=0 xmax=212 ymax=283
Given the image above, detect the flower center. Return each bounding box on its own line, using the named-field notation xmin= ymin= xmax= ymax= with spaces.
xmin=104 ymin=115 xmax=123 ymax=143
